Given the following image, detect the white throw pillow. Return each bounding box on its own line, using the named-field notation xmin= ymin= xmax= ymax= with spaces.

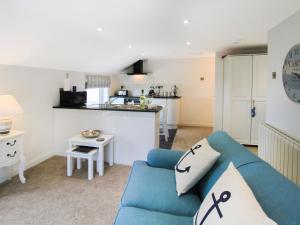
xmin=175 ymin=138 xmax=220 ymax=196
xmin=193 ymin=163 xmax=277 ymax=225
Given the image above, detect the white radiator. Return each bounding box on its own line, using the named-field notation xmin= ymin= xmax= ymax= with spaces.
xmin=258 ymin=123 xmax=300 ymax=186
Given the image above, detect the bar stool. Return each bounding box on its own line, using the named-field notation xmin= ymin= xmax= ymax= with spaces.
xmin=160 ymin=106 xmax=169 ymax=142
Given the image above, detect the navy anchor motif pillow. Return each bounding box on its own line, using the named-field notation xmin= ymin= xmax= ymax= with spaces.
xmin=193 ymin=163 xmax=277 ymax=225
xmin=175 ymin=138 xmax=220 ymax=196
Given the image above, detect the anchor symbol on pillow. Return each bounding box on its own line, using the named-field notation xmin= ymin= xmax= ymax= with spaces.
xmin=175 ymin=144 xmax=202 ymax=173
xmin=194 ymin=191 xmax=231 ymax=225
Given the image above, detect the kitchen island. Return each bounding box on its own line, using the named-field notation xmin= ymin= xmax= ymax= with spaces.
xmin=53 ymin=104 xmax=162 ymax=165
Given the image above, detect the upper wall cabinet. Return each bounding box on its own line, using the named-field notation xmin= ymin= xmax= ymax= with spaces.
xmin=222 ymin=54 xmax=267 ymax=145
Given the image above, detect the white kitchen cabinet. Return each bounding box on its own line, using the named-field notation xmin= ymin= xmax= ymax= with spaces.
xmin=151 ymin=98 xmax=181 ymax=128
xmin=223 ymin=54 xmax=267 ymax=145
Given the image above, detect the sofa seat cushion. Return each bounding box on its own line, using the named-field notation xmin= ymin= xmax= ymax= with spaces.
xmin=121 ymin=161 xmax=201 ymax=217
xmin=114 ymin=207 xmax=193 ymax=225
xmin=238 ymin=162 xmax=300 ymax=225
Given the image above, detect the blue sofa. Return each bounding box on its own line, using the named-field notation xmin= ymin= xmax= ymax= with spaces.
xmin=114 ymin=131 xmax=300 ymax=225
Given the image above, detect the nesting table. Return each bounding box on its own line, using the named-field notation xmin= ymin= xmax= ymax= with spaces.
xmin=67 ymin=134 xmax=114 ymax=180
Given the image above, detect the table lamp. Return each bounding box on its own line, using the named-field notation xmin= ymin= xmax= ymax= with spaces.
xmin=0 ymin=95 xmax=23 ymax=134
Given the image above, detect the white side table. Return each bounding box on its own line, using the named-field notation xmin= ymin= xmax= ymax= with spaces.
xmin=68 ymin=134 xmax=114 ymax=177
xmin=0 ymin=130 xmax=26 ymax=184
xmin=67 ymin=148 xmax=98 ymax=180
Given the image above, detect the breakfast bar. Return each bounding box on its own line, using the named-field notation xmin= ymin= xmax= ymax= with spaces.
xmin=53 ymin=104 xmax=162 ymax=165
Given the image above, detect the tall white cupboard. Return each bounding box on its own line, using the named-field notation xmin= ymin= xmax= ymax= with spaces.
xmin=222 ymin=54 xmax=267 ymax=145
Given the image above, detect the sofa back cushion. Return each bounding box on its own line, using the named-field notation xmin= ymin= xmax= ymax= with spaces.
xmin=197 ymin=131 xmax=262 ymax=199
xmin=238 ymin=162 xmax=300 ymax=225
xmin=198 ymin=131 xmax=300 ymax=225
xmin=194 ymin=163 xmax=277 ymax=225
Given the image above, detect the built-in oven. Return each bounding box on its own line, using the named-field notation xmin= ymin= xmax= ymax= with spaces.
xmin=109 ymin=96 xmax=140 ymax=105
xmin=124 ymin=97 xmax=140 ymax=104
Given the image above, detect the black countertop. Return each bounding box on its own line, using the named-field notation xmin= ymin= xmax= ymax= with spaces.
xmin=53 ymin=104 xmax=162 ymax=113
xmin=110 ymin=95 xmax=181 ymax=99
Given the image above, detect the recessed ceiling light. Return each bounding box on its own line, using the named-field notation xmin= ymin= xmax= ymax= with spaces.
xmin=97 ymin=27 xmax=103 ymax=32
xmin=183 ymin=19 xmax=190 ymax=25
xmin=128 ymin=44 xmax=132 ymax=49
xmin=186 ymin=41 xmax=191 ymax=46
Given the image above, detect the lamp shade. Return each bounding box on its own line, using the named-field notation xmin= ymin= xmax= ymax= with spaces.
xmin=0 ymin=95 xmax=23 ymax=117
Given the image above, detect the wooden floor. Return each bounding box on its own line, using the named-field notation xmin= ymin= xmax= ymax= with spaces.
xmin=172 ymin=126 xmax=213 ymax=150
xmin=245 ymin=145 xmax=258 ymax=155
xmin=171 ymin=126 xmax=258 ymax=155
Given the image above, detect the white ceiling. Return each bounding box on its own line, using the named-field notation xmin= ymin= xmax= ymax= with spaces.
xmin=0 ymin=0 xmax=300 ymax=73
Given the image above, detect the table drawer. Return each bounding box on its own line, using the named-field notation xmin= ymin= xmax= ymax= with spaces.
xmin=0 ymin=138 xmax=21 ymax=165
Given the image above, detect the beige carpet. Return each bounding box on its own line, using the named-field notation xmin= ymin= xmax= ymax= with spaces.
xmin=172 ymin=126 xmax=213 ymax=150
xmin=0 ymin=156 xmax=131 ymax=225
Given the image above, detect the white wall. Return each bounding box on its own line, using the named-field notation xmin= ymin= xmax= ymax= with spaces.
xmin=267 ymin=11 xmax=300 ymax=140
xmin=118 ymin=57 xmax=215 ymax=127
xmin=0 ymin=65 xmax=118 ymax=182
xmin=0 ymin=58 xmax=215 ymax=181
xmin=213 ymin=53 xmax=224 ymax=131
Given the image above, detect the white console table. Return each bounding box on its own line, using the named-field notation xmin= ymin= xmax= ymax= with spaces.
xmin=0 ymin=130 xmax=26 ymax=183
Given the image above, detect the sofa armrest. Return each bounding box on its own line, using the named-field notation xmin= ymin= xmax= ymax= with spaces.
xmin=147 ymin=149 xmax=184 ymax=170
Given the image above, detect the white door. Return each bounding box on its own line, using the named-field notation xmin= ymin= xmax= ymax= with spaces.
xmin=223 ymin=56 xmax=253 ymax=144
xmin=251 ymin=55 xmax=267 ymax=144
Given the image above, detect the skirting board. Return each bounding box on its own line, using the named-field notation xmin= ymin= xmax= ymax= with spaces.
xmin=24 ymin=152 xmax=55 ymax=171
xmin=0 ymin=151 xmax=55 ymax=183
xmin=179 ymin=123 xmax=213 ymax=128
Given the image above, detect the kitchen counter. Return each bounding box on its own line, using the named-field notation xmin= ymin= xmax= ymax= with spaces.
xmin=53 ymin=104 xmax=162 ymax=113
xmin=110 ymin=95 xmax=181 ymax=99
xmin=53 ymin=105 xmax=161 ymax=165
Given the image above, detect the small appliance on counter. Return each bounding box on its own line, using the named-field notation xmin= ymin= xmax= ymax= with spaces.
xmin=148 ymin=86 xmax=155 ymax=97
xmin=171 ymin=85 xmax=179 ymax=97
xmin=116 ymin=85 xmax=129 ymax=96
xmin=59 ymin=89 xmax=87 ymax=107
xmin=117 ymin=90 xmax=128 ymax=96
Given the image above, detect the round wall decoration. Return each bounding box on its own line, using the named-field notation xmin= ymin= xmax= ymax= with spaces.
xmin=283 ymin=44 xmax=300 ymax=103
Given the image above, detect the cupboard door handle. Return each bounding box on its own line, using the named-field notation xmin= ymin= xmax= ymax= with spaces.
xmin=251 ymin=107 xmax=256 ymax=118
xmin=6 ymin=140 xmax=17 ymax=147
xmin=7 ymin=151 xmax=17 ymax=158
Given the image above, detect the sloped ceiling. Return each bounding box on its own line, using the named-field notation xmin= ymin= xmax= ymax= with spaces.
xmin=0 ymin=0 xmax=299 ymax=73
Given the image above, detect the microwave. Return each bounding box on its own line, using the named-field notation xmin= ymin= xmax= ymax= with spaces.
xmin=60 ymin=91 xmax=87 ymax=106
xmin=117 ymin=90 xmax=129 ymax=96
